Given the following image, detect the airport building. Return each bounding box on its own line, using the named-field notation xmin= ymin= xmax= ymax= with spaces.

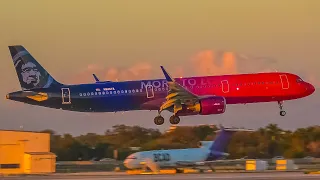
xmin=0 ymin=130 xmax=56 ymax=175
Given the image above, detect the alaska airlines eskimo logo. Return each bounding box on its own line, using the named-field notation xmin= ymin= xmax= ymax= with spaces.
xmin=13 ymin=50 xmax=53 ymax=90
xmin=20 ymin=61 xmax=41 ymax=87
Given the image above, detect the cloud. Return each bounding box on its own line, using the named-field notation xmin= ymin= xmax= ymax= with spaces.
xmin=173 ymin=66 xmax=184 ymax=78
xmin=190 ymin=50 xmax=237 ymax=76
xmin=69 ymin=49 xmax=279 ymax=83
xmin=103 ymin=62 xmax=153 ymax=81
xmin=69 ymin=62 xmax=154 ymax=83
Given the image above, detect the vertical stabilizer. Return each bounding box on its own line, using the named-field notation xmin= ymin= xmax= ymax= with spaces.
xmin=206 ymin=126 xmax=253 ymax=160
xmin=8 ymin=45 xmax=62 ymax=90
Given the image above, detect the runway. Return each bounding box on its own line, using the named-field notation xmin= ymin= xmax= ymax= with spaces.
xmin=1 ymin=172 xmax=320 ymax=180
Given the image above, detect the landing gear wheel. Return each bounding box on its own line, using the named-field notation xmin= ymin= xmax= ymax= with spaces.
xmin=280 ymin=110 xmax=286 ymax=116
xmin=278 ymin=101 xmax=286 ymax=116
xmin=154 ymin=116 xmax=164 ymax=125
xmin=169 ymin=115 xmax=180 ymax=125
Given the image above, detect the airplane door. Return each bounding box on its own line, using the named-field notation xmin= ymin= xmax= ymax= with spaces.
xmin=221 ymin=80 xmax=229 ymax=93
xmin=146 ymin=84 xmax=154 ymax=98
xmin=280 ymin=74 xmax=289 ymax=89
xmin=61 ymin=88 xmax=71 ymax=104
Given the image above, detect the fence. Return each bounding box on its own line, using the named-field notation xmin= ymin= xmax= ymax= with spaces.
xmin=55 ymin=158 xmax=320 ymax=173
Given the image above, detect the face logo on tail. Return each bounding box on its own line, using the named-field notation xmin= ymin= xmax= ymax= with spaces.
xmin=13 ymin=50 xmax=52 ymax=90
xmin=20 ymin=61 xmax=41 ymax=87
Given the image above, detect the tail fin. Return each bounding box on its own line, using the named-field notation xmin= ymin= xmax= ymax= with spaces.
xmin=8 ymin=45 xmax=62 ymax=90
xmin=206 ymin=125 xmax=254 ymax=160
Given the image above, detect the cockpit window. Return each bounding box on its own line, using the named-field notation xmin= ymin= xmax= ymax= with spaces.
xmin=296 ymin=78 xmax=303 ymax=83
xmin=127 ymin=156 xmax=137 ymax=159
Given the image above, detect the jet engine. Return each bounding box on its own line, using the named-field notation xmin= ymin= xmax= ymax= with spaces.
xmin=176 ymin=96 xmax=226 ymax=116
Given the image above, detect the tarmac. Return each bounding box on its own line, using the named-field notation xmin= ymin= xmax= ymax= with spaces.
xmin=1 ymin=172 xmax=320 ymax=180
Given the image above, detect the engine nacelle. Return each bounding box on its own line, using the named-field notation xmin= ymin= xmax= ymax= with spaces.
xmin=199 ymin=96 xmax=226 ymax=115
xmin=175 ymin=96 xmax=226 ymax=116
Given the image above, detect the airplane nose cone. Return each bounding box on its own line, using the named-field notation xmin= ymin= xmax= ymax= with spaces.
xmin=311 ymin=85 xmax=315 ymax=93
xmin=304 ymin=82 xmax=315 ymax=95
xmin=123 ymin=159 xmax=131 ymax=169
xmin=308 ymin=83 xmax=315 ymax=94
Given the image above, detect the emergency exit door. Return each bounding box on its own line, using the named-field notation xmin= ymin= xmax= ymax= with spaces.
xmin=145 ymin=85 xmax=154 ymax=98
xmin=221 ymin=80 xmax=229 ymax=93
xmin=61 ymin=88 xmax=71 ymax=104
xmin=280 ymin=75 xmax=289 ymax=89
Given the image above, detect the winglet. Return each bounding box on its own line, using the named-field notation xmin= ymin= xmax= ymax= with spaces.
xmin=160 ymin=66 xmax=174 ymax=82
xmin=93 ymin=74 xmax=100 ymax=82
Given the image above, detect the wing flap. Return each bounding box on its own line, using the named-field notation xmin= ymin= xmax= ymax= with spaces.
xmin=160 ymin=98 xmax=178 ymax=111
xmin=160 ymin=66 xmax=199 ymax=113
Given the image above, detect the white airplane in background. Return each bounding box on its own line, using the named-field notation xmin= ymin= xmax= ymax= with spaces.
xmin=123 ymin=126 xmax=253 ymax=172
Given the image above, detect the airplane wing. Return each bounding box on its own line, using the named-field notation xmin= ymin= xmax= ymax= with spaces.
xmin=159 ymin=66 xmax=201 ymax=114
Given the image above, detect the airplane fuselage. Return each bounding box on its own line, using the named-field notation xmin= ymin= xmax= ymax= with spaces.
xmin=124 ymin=148 xmax=211 ymax=169
xmin=7 ymin=72 xmax=315 ymax=113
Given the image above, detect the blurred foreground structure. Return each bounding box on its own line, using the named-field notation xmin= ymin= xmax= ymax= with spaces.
xmin=0 ymin=130 xmax=56 ymax=175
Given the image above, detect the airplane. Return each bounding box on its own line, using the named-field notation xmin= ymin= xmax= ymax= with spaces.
xmin=6 ymin=45 xmax=315 ymax=125
xmin=123 ymin=126 xmax=253 ymax=172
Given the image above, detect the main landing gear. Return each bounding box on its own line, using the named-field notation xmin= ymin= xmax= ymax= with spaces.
xmin=169 ymin=115 xmax=180 ymax=125
xmin=154 ymin=115 xmax=164 ymax=125
xmin=154 ymin=111 xmax=180 ymax=125
xmin=278 ymin=101 xmax=286 ymax=116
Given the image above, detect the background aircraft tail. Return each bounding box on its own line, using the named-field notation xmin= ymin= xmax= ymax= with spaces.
xmin=8 ymin=45 xmax=62 ymax=90
xmin=206 ymin=126 xmax=253 ymax=160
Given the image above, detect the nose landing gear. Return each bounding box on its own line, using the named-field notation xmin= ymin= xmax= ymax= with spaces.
xmin=278 ymin=101 xmax=286 ymax=116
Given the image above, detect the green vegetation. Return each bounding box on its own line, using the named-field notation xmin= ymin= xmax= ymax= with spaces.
xmin=40 ymin=124 xmax=320 ymax=161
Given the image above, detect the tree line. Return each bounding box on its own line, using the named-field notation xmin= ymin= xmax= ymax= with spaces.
xmin=40 ymin=124 xmax=320 ymax=161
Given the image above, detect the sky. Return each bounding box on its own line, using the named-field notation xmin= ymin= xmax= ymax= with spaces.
xmin=0 ymin=0 xmax=319 ymax=135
